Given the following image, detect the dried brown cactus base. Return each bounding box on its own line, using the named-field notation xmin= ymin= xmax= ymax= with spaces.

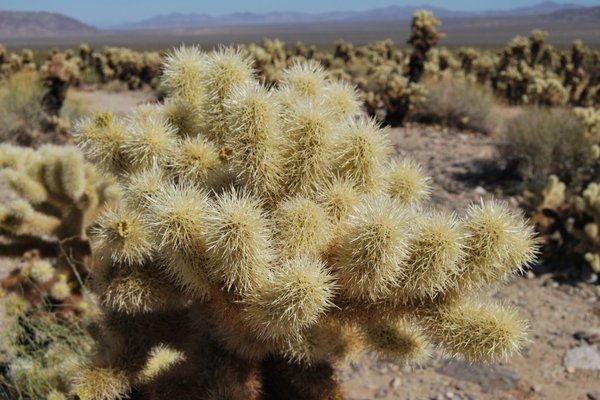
xmin=94 ymin=307 xmax=342 ymax=400
xmin=139 ymin=343 xmax=263 ymax=400
xmin=261 ymin=356 xmax=343 ymax=400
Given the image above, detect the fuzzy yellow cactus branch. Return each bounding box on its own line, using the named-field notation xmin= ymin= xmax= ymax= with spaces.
xmin=0 ymin=144 xmax=119 ymax=242
xmin=72 ymin=45 xmax=537 ymax=400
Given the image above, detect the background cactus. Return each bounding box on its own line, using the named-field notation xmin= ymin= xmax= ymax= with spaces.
xmin=407 ymin=10 xmax=444 ymax=83
xmin=524 ymin=108 xmax=600 ymax=282
xmin=70 ymin=45 xmax=536 ymax=400
xmin=0 ymin=144 xmax=120 ymax=285
xmin=528 ymin=174 xmax=600 ymax=282
xmin=39 ymin=53 xmax=81 ymax=117
xmin=0 ymin=145 xmax=115 ymax=399
xmin=2 ymin=13 xmax=599 ymax=125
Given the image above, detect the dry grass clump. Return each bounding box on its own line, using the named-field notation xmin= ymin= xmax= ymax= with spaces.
xmin=499 ymin=107 xmax=592 ymax=187
xmin=0 ymin=70 xmax=90 ymax=146
xmin=0 ymin=71 xmax=47 ymax=143
xmin=414 ymin=78 xmax=501 ymax=135
xmin=0 ymin=312 xmax=94 ymax=399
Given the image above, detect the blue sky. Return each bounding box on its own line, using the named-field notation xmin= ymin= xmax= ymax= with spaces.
xmin=4 ymin=0 xmax=600 ymax=25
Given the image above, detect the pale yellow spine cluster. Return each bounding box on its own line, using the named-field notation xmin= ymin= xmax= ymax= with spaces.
xmin=72 ymin=45 xmax=537 ymax=400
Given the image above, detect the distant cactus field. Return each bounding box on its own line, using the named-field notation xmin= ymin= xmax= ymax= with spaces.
xmin=1 ymin=22 xmax=599 ymax=128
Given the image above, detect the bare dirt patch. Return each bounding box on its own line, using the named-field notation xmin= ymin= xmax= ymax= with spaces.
xmin=70 ymin=87 xmax=156 ymax=115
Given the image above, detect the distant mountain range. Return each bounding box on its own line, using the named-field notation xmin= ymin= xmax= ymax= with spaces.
xmin=546 ymin=3 xmax=600 ymax=21
xmin=0 ymin=1 xmax=597 ymax=40
xmin=0 ymin=11 xmax=96 ymax=39
xmin=113 ymin=1 xmax=585 ymax=30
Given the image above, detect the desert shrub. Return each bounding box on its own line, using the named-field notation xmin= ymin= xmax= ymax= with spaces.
xmin=0 ymin=251 xmax=96 ymax=400
xmin=414 ymin=78 xmax=500 ymax=134
xmin=69 ymin=46 xmax=536 ymax=400
xmin=0 ymin=71 xmax=47 ymax=141
xmin=80 ymin=68 xmax=102 ymax=85
xmin=0 ymin=310 xmax=94 ymax=399
xmin=103 ymin=79 xmax=130 ymax=93
xmin=0 ymin=70 xmax=82 ymax=146
xmin=499 ymin=107 xmax=592 ymax=187
xmin=60 ymin=92 xmax=90 ymax=122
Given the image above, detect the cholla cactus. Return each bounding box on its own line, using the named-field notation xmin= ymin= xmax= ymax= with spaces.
xmin=102 ymin=47 xmax=163 ymax=89
xmin=457 ymin=47 xmax=478 ymax=75
xmin=538 ymin=175 xmax=566 ymax=210
xmin=407 ymin=10 xmax=444 ymax=83
xmin=39 ymin=53 xmax=81 ymax=116
xmin=436 ymin=48 xmax=461 ymax=73
xmin=528 ymin=168 xmax=600 ymax=281
xmin=359 ymin=65 xmax=426 ymax=126
xmin=20 ymin=48 xmax=36 ymax=71
xmin=574 ymin=107 xmax=600 ymax=140
xmin=71 ymin=46 xmax=536 ymax=400
xmin=577 ymin=183 xmax=600 ymax=272
xmin=0 ymin=144 xmax=118 ymax=242
xmin=526 ymin=75 xmax=569 ymax=106
xmin=0 ymin=144 xmax=119 ymax=290
xmin=529 ymin=30 xmax=548 ymax=66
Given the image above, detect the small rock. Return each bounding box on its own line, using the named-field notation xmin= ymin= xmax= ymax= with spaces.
xmin=446 ymin=391 xmax=455 ymax=399
xmin=374 ymin=388 xmax=388 ymax=398
xmin=566 ymin=366 xmax=576 ymax=374
xmin=532 ymin=384 xmax=543 ymax=393
xmin=564 ymin=346 xmax=600 ymax=370
xmin=401 ymin=365 xmax=413 ymax=374
xmin=389 ymin=377 xmax=401 ymax=389
xmin=526 ymin=271 xmax=535 ymax=279
xmin=378 ymin=366 xmax=389 ymax=374
xmin=574 ymin=330 xmax=600 ymax=344
xmin=437 ymin=360 xmax=520 ymax=393
xmin=474 ymin=186 xmax=487 ymax=195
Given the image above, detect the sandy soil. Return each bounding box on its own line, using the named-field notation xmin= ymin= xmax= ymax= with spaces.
xmin=69 ymin=87 xmax=156 ymax=115
xmin=1 ymin=91 xmax=599 ymax=400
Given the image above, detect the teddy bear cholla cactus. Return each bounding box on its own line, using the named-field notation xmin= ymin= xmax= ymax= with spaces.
xmin=0 ymin=144 xmax=119 ymax=242
xmin=72 ymin=46 xmax=536 ymax=400
xmin=407 ymin=10 xmax=444 ymax=83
